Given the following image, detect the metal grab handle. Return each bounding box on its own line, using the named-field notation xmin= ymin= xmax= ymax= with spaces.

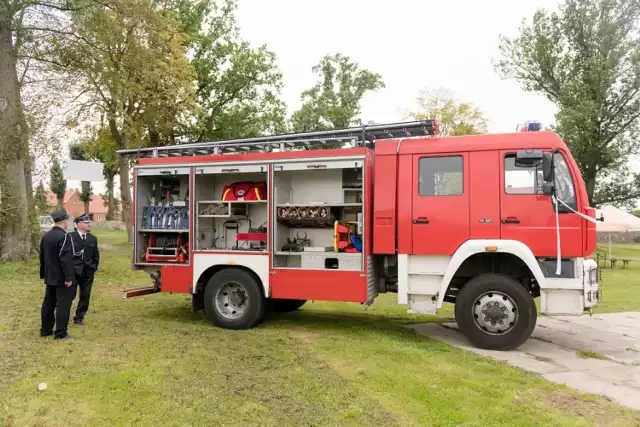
xmin=221 ymin=168 xmax=240 ymax=172
xmin=501 ymin=217 xmax=520 ymax=224
xmin=413 ymin=218 xmax=429 ymax=224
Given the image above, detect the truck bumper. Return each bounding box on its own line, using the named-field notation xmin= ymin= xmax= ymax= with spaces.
xmin=540 ymin=258 xmax=600 ymax=315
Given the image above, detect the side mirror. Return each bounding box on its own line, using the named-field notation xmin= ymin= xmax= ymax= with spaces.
xmin=515 ymin=149 xmax=543 ymax=167
xmin=542 ymin=152 xmax=554 ymax=182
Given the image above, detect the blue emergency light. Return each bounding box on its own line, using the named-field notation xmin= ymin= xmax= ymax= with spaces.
xmin=518 ymin=121 xmax=542 ymax=132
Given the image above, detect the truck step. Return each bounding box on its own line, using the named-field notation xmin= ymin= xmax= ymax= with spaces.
xmin=408 ymin=293 xmax=438 ymax=315
xmin=122 ymin=286 xmax=160 ymax=299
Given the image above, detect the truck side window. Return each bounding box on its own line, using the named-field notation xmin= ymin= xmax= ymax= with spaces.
xmin=553 ymin=152 xmax=577 ymax=210
xmin=418 ymin=156 xmax=463 ymax=196
xmin=504 ymin=155 xmax=543 ymax=195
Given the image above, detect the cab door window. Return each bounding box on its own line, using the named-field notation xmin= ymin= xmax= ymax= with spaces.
xmin=504 ymin=155 xmax=543 ymax=195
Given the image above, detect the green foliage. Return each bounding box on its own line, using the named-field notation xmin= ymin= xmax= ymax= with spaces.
xmin=289 ymin=53 xmax=385 ymax=150
xmin=177 ymin=0 xmax=286 ymax=142
xmin=632 ymin=209 xmax=640 ymax=218
xmin=405 ymin=88 xmax=488 ymax=136
xmin=41 ymin=0 xmax=197 ymax=150
xmin=49 ymin=156 xmax=65 ymax=209
xmin=80 ymin=126 xmax=119 ymax=219
xmin=33 ymin=180 xmax=50 ymax=213
xmin=495 ymin=0 xmax=640 ymax=208
xmin=80 ymin=127 xmax=119 ymax=176
xmin=39 ymin=0 xmax=198 ymax=240
xmin=69 ymin=142 xmax=92 ymax=211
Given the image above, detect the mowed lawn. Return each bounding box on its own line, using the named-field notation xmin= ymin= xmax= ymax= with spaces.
xmin=1 ymin=230 xmax=639 ymax=426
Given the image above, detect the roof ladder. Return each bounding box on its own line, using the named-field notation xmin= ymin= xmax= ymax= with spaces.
xmin=116 ymin=119 xmax=439 ymax=159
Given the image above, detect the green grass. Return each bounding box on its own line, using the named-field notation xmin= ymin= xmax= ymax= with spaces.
xmin=593 ymin=244 xmax=640 ymax=313
xmin=577 ymin=351 xmax=610 ymax=361
xmin=0 ymin=231 xmax=639 ymax=426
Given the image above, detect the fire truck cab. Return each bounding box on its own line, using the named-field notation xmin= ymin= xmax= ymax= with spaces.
xmin=118 ymin=120 xmax=600 ymax=351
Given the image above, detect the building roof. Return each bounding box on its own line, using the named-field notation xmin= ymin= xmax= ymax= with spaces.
xmin=45 ymin=189 xmax=117 ymax=215
xmin=46 ymin=189 xmax=76 ymax=205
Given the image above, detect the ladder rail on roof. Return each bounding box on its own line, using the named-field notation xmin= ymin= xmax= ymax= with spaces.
xmin=117 ymin=120 xmax=439 ymax=159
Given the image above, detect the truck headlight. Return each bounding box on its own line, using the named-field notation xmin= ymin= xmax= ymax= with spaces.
xmin=588 ymin=268 xmax=598 ymax=284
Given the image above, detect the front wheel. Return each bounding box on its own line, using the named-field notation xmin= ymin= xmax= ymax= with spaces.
xmin=204 ymin=268 xmax=266 ymax=330
xmin=454 ymin=274 xmax=537 ymax=351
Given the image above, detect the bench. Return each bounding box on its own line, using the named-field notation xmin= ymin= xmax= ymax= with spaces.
xmin=594 ymin=252 xmax=640 ymax=269
xmin=610 ymin=258 xmax=640 ymax=269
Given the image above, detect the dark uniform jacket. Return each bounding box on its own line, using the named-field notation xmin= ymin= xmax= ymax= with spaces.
xmin=69 ymin=231 xmax=100 ymax=278
xmin=39 ymin=226 xmax=74 ymax=286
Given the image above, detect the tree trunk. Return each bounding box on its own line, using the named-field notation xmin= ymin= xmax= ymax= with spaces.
xmin=24 ymin=150 xmax=39 ymax=253
xmin=0 ymin=18 xmax=31 ymax=261
xmin=81 ymin=181 xmax=91 ymax=215
xmin=105 ymin=172 xmax=115 ymax=220
xmin=109 ymin=117 xmax=133 ymax=243
xmin=583 ymin=167 xmax=597 ymax=207
xmin=118 ymin=155 xmax=133 ymax=243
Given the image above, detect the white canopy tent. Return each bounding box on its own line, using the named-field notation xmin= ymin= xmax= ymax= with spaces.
xmin=595 ymin=205 xmax=640 ymax=259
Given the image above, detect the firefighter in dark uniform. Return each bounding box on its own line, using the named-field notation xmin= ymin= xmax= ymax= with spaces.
xmin=70 ymin=213 xmax=100 ymax=325
xmin=39 ymin=209 xmax=76 ymax=340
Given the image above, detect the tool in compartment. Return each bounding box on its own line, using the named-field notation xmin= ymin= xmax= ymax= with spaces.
xmin=141 ymin=233 xmax=189 ymax=263
xmin=333 ymin=221 xmax=362 ymax=253
xmin=281 ymin=231 xmax=311 ymax=252
xmin=236 ymin=227 xmax=268 ymax=251
xmin=221 ymin=181 xmax=267 ymax=201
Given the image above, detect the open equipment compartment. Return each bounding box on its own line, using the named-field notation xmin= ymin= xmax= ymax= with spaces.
xmin=272 ymin=158 xmax=364 ymax=271
xmin=134 ymin=167 xmax=191 ymax=266
xmin=194 ymin=164 xmax=268 ymax=251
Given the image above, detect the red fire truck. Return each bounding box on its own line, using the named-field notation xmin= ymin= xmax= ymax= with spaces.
xmin=117 ymin=120 xmax=600 ymax=351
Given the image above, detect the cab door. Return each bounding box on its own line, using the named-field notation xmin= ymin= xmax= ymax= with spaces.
xmin=500 ymin=150 xmax=582 ymax=257
xmin=411 ymin=153 xmax=470 ymax=255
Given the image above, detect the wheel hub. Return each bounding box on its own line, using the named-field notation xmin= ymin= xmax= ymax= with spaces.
xmin=215 ymin=282 xmax=248 ymax=320
xmin=472 ymin=291 xmax=518 ymax=335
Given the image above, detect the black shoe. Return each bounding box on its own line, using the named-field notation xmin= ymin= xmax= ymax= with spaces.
xmin=40 ymin=332 xmax=53 ymax=337
xmin=54 ymin=334 xmax=72 ymax=340
xmin=74 ymin=319 xmax=86 ymax=325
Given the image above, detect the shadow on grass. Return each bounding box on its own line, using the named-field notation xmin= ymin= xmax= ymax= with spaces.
xmin=141 ymin=300 xmax=454 ymax=342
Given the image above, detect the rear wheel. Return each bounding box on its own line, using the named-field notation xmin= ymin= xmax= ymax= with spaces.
xmin=204 ymin=268 xmax=266 ymax=330
xmin=269 ymin=298 xmax=306 ymax=313
xmin=454 ymin=274 xmax=536 ymax=351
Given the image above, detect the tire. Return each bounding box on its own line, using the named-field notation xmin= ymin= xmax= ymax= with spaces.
xmin=203 ymin=268 xmax=266 ymax=330
xmin=454 ymin=273 xmax=537 ymax=351
xmin=269 ymin=298 xmax=306 ymax=313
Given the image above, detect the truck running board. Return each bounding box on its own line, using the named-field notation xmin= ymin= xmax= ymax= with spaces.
xmin=122 ymin=286 xmax=160 ymax=299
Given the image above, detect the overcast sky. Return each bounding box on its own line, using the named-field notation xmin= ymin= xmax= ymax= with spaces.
xmin=235 ymin=0 xmax=561 ymax=132
xmin=67 ymin=0 xmax=638 ymax=207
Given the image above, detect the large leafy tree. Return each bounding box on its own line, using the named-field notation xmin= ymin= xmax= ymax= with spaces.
xmin=0 ymin=0 xmax=37 ymax=260
xmin=405 ymin=87 xmax=488 ymax=136
xmin=2 ymin=0 xmax=111 ymax=259
xmin=495 ymin=0 xmax=640 ymax=208
xmin=174 ymin=0 xmax=286 ymax=142
xmin=290 ymin=53 xmax=385 ymax=133
xmin=39 ymin=0 xmax=196 ymax=242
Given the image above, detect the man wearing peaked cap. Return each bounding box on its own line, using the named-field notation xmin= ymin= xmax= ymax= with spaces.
xmin=70 ymin=213 xmax=100 ymax=325
xmin=39 ymin=209 xmax=76 ymax=340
